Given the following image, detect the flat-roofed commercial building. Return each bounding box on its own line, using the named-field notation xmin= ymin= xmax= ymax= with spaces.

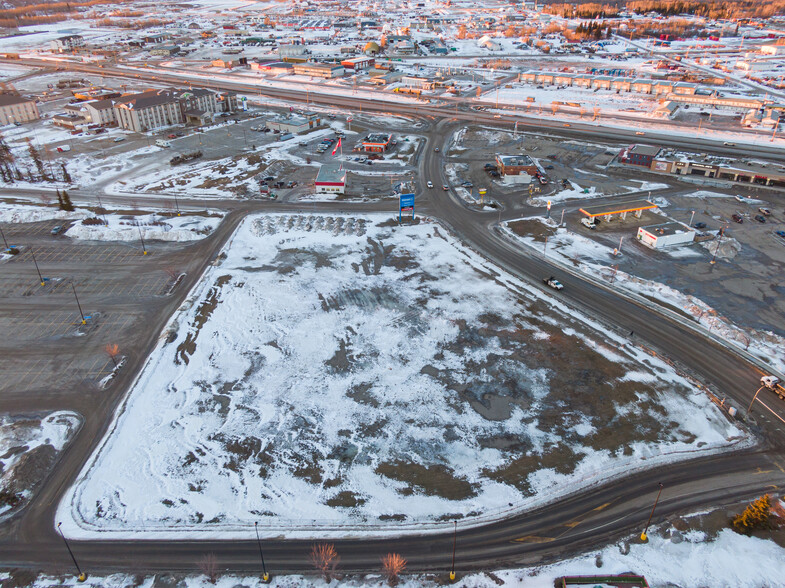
xmin=315 ymin=163 xmax=346 ymax=194
xmin=637 ymin=222 xmax=695 ymax=249
xmin=293 ymin=62 xmax=344 ymax=78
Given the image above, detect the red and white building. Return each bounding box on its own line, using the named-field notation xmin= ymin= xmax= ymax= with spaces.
xmin=362 ymin=133 xmax=392 ymax=152
xmin=315 ymin=163 xmax=346 ymax=194
xmin=341 ymin=56 xmax=375 ymax=70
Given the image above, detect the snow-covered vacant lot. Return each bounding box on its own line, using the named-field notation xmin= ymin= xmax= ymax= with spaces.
xmin=60 ymin=214 xmax=743 ymax=538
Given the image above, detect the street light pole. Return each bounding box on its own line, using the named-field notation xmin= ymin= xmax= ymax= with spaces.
xmin=57 ymin=522 xmax=87 ymax=582
xmin=748 ymin=386 xmax=765 ymax=414
xmin=640 ymin=483 xmax=664 ymax=541
xmin=689 ymin=210 xmax=695 ymax=227
xmin=0 ymin=225 xmax=8 ymax=250
xmin=449 ymin=520 xmax=457 ymax=582
xmin=254 ymin=522 xmax=271 ymax=583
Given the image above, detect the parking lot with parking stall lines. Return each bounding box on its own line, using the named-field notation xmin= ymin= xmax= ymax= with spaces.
xmin=9 ymin=243 xmax=145 ymax=264
xmin=0 ymin=219 xmax=72 ymax=239
xmin=0 ymin=311 xmax=134 ymax=341
xmin=7 ymin=274 xmax=171 ymax=299
xmin=0 ymin=353 xmax=114 ymax=394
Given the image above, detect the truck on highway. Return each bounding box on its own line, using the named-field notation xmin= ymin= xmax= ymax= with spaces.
xmin=761 ymin=376 xmax=785 ymax=400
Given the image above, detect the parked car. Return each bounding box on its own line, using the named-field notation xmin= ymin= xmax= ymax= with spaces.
xmin=732 ymin=214 xmax=743 ymax=223
xmin=759 ymin=207 xmax=772 ymax=216
xmin=167 ymin=134 xmax=177 ymax=139
xmin=734 ymin=195 xmax=746 ymax=203
xmin=544 ymin=165 xmax=554 ymax=170
xmin=694 ymin=222 xmax=707 ymax=229
xmin=754 ymin=215 xmax=767 ymax=223
xmin=51 ymin=225 xmax=64 ymax=235
xmin=775 ymin=230 xmax=785 ymax=238
xmin=484 ymin=163 xmax=496 ymax=169
xmin=113 ymin=137 xmax=125 ymax=142
xmin=543 ymin=276 xmax=564 ymax=290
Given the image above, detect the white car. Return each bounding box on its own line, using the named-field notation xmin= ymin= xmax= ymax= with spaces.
xmin=426 ymin=181 xmax=433 ymax=188
xmin=734 ymin=195 xmax=746 ymax=203
xmin=543 ymin=277 xmax=564 ymax=290
xmin=113 ymin=137 xmax=125 ymax=142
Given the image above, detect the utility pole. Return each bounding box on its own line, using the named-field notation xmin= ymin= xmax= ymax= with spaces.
xmin=0 ymin=225 xmax=8 ymax=250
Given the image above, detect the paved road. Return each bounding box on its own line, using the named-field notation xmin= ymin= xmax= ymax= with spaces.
xmin=2 ymin=65 xmax=785 ymax=577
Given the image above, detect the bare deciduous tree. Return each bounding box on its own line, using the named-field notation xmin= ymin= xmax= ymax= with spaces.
xmin=381 ymin=552 xmax=407 ymax=586
xmin=310 ymin=543 xmax=340 ymax=582
xmin=198 ymin=553 xmax=218 ymax=584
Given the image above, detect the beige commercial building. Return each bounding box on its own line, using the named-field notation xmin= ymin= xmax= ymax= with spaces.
xmin=113 ymin=89 xmax=220 ymax=132
xmin=0 ymin=94 xmax=40 ymax=125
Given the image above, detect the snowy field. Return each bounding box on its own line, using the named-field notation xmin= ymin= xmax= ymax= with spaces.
xmin=0 ymin=412 xmax=81 ymax=519
xmin=60 ymin=213 xmax=743 ymax=539
xmin=502 ymin=217 xmax=785 ymax=374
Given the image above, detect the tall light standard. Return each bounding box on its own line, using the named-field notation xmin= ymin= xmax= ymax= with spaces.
xmin=640 ymin=483 xmax=664 ymax=541
xmin=689 ymin=210 xmax=696 ymax=227
xmin=71 ymin=283 xmax=86 ymax=325
xmin=449 ymin=520 xmax=457 ymax=582
xmin=254 ymin=522 xmax=271 ymax=583
xmin=57 ymin=522 xmax=87 ymax=582
xmin=748 ymin=386 xmax=765 ymax=415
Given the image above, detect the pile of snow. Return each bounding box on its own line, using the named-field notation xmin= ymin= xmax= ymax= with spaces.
xmin=0 ymin=202 xmax=88 ymax=224
xmin=66 ymin=213 xmax=222 ymax=243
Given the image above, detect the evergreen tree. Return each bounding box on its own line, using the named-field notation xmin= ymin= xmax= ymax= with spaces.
xmin=732 ymin=494 xmax=772 ymax=535
xmin=61 ymin=190 xmax=74 ymax=212
xmin=61 ymin=162 xmax=71 ymax=183
xmin=56 ymin=188 xmax=65 ymax=210
xmin=26 ymin=138 xmax=46 ymax=181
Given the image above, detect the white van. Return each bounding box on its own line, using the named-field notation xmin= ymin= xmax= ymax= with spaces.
xmin=155 ymin=140 xmax=171 ymax=148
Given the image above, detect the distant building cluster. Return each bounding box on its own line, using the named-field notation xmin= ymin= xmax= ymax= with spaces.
xmin=618 ymin=144 xmax=785 ymax=188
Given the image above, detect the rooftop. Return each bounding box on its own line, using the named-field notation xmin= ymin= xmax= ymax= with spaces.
xmin=0 ymin=94 xmax=34 ymax=107
xmin=315 ymin=163 xmax=346 ymax=184
xmin=629 ymin=144 xmax=661 ymax=157
xmin=640 ymin=222 xmax=695 ymax=237
xmin=364 ymin=133 xmax=391 ymax=144
xmin=496 ymin=154 xmax=535 ymax=166
xmin=579 ymin=199 xmax=657 ymax=218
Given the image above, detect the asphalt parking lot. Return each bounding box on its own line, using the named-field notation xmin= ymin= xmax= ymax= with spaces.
xmin=0 ymin=218 xmax=217 ymax=398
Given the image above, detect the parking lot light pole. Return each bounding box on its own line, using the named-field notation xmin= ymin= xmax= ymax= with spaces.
xmin=71 ymin=283 xmax=86 ymax=325
xmin=31 ymin=249 xmax=45 ymax=286
xmin=57 ymin=522 xmax=87 ymax=582
xmin=689 ymin=210 xmax=695 ymax=226
xmin=254 ymin=522 xmax=271 ymax=583
xmin=137 ymin=224 xmax=147 ymax=255
xmin=640 ymin=483 xmax=664 ymax=542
